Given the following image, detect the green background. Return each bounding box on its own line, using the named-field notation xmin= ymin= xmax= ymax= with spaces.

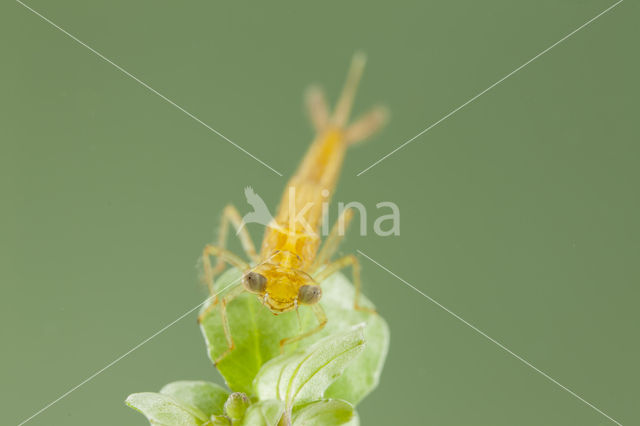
xmin=2 ymin=0 xmax=638 ymax=425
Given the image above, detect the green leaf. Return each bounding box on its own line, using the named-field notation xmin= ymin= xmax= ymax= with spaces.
xmin=160 ymin=380 xmax=229 ymax=418
xmin=210 ymin=415 xmax=232 ymax=426
xmin=199 ymin=268 xmax=299 ymax=394
xmin=199 ymin=268 xmax=389 ymax=404
xmin=254 ymin=325 xmax=365 ymax=410
xmin=125 ymin=392 xmax=206 ymax=425
xmin=240 ymin=399 xmax=284 ymax=426
xmin=292 ymin=399 xmax=357 ymax=426
xmin=320 ymin=274 xmax=390 ymax=405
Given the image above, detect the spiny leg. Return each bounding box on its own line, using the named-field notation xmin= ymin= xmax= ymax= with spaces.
xmin=199 ymin=204 xmax=255 ymax=336
xmin=201 ymin=245 xmax=279 ymax=322
xmin=201 ymin=243 xmax=249 ymax=300
xmin=314 ymin=254 xmax=375 ymax=314
xmin=279 ymin=304 xmax=327 ymax=353
xmin=200 ymin=247 xmax=276 ymax=364
xmin=198 ymin=247 xmax=248 ymax=363
xmin=215 ymin=204 xmax=259 ymax=271
xmin=211 ymin=284 xmax=245 ymax=365
xmin=311 ymin=207 xmax=355 ymax=271
xmin=305 ymin=85 xmax=329 ymax=133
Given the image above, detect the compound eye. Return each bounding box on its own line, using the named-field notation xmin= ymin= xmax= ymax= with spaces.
xmin=243 ymin=272 xmax=267 ymax=293
xmin=298 ymin=284 xmax=322 ymax=305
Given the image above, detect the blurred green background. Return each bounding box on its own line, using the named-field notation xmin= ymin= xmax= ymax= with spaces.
xmin=2 ymin=0 xmax=638 ymax=425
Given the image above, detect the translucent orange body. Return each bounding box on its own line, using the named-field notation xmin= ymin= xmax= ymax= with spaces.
xmin=199 ymin=53 xmax=386 ymax=321
xmin=199 ymin=54 xmax=386 ymax=363
xmin=256 ymin=128 xmax=348 ymax=311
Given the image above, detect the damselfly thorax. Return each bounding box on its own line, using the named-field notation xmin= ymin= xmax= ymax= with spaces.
xmin=198 ymin=53 xmax=387 ymax=363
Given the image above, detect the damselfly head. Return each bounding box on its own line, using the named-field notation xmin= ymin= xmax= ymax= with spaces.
xmin=242 ymin=263 xmax=321 ymax=313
